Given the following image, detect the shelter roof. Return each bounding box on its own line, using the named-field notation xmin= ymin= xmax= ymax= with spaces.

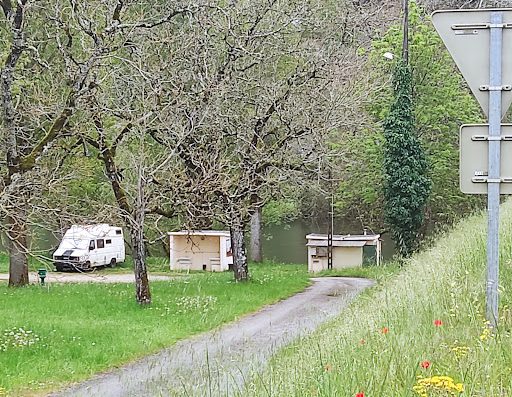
xmin=168 ymin=230 xmax=230 ymax=238
xmin=305 ymin=233 xmax=380 ymax=246
xmin=306 ymin=240 xmax=367 ymax=247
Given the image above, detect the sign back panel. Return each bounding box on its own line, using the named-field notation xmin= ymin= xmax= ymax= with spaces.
xmin=460 ymin=124 xmax=512 ymax=194
xmin=432 ymin=9 xmax=512 ymax=118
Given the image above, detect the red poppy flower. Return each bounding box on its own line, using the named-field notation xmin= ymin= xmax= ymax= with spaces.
xmin=434 ymin=319 xmax=443 ymax=327
xmin=420 ymin=360 xmax=431 ymax=369
xmin=381 ymin=327 xmax=389 ymax=334
xmin=356 ymin=393 xmax=365 ymax=397
xmin=359 ymin=339 xmax=366 ymax=345
xmin=324 ymin=364 xmax=332 ymax=372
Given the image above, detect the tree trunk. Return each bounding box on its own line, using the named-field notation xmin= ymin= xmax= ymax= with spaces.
xmin=7 ymin=214 xmax=29 ymax=287
xmin=132 ymin=167 xmax=151 ymax=305
xmin=97 ymin=139 xmax=151 ymax=304
xmin=3 ymin=2 xmax=28 ymax=287
xmin=2 ymin=2 xmax=77 ymax=287
xmin=249 ymin=207 xmax=263 ymax=263
xmin=131 ymin=225 xmax=151 ymax=305
xmin=230 ymin=213 xmax=249 ymax=282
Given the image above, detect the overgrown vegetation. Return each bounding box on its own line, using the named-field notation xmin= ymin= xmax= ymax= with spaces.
xmin=335 ymin=1 xmax=485 ymax=232
xmin=383 ymin=59 xmax=431 ymax=256
xmin=243 ymin=201 xmax=512 ymax=396
xmin=0 ymin=263 xmax=310 ymax=395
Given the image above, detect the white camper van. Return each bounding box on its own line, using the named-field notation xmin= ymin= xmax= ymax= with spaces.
xmin=53 ymin=224 xmax=126 ymax=271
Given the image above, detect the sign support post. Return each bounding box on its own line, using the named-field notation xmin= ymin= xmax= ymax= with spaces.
xmin=433 ymin=8 xmax=512 ymax=327
xmin=486 ymin=11 xmax=503 ymax=327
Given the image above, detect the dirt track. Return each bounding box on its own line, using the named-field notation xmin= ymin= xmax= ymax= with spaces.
xmin=0 ymin=272 xmax=172 ymax=284
xmin=50 ymin=277 xmax=374 ymax=397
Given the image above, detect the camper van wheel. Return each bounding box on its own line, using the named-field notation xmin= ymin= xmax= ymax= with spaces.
xmin=109 ymin=258 xmax=116 ymax=268
xmin=83 ymin=261 xmax=91 ymax=272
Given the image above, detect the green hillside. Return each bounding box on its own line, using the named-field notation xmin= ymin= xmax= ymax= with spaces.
xmin=244 ymin=201 xmax=512 ymax=396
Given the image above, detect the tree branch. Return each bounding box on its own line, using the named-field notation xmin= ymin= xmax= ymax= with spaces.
xmin=1 ymin=0 xmax=11 ymax=18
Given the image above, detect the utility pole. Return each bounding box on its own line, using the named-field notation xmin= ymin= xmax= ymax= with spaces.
xmin=327 ymin=168 xmax=333 ymax=270
xmin=402 ymin=0 xmax=409 ymax=63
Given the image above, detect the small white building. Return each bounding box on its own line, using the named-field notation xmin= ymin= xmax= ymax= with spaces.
xmin=168 ymin=230 xmax=233 ymax=272
xmin=306 ymin=233 xmax=381 ymax=272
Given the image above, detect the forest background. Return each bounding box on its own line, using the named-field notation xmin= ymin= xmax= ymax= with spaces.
xmin=1 ymin=0 xmax=511 ymax=296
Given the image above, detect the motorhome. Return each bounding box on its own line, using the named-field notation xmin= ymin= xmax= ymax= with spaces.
xmin=53 ymin=224 xmax=126 ymax=271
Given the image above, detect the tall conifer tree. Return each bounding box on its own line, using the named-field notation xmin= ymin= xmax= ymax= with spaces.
xmin=383 ymin=1 xmax=431 ymax=256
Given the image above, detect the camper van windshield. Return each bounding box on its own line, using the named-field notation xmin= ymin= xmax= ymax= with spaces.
xmin=59 ymin=238 xmax=89 ymax=250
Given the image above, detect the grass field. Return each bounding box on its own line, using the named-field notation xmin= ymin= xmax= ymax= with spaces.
xmin=242 ymin=204 xmax=512 ymax=396
xmin=0 ymin=262 xmax=313 ymax=396
xmin=316 ymin=262 xmax=401 ymax=282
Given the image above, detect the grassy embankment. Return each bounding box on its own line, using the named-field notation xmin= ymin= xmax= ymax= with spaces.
xmin=0 ymin=263 xmax=313 ymax=396
xmin=243 ymin=203 xmax=512 ymax=396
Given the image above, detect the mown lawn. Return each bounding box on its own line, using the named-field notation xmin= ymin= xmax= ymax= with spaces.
xmin=0 ymin=263 xmax=313 ymax=396
xmin=242 ymin=203 xmax=512 ymax=396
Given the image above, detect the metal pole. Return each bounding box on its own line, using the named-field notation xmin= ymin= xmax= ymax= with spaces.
xmin=486 ymin=11 xmax=503 ymax=328
xmin=402 ymin=0 xmax=409 ymax=63
xmin=328 ymin=168 xmax=333 ymax=270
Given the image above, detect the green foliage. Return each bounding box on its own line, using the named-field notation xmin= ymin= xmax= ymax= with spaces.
xmin=262 ymin=199 xmax=301 ymax=226
xmin=335 ymin=133 xmax=385 ymax=226
xmin=383 ymin=60 xmax=431 ymax=256
xmin=369 ymin=1 xmax=484 ymax=226
xmin=336 ymin=1 xmax=485 ymax=230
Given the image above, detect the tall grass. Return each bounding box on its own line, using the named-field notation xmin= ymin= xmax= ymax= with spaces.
xmin=244 ymin=203 xmax=512 ymax=396
xmin=0 ymin=263 xmax=309 ymax=396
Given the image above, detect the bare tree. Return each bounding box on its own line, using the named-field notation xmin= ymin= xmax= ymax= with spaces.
xmin=1 ymin=0 xmax=186 ymax=297
xmin=65 ymin=1 xmax=199 ymax=304
xmin=142 ymin=0 xmax=369 ymax=281
xmin=0 ymin=1 xmax=114 ymax=286
xmin=418 ymin=0 xmax=510 ymax=11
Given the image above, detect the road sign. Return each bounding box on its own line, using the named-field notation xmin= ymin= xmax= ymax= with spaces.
xmin=433 ymin=9 xmax=512 ymax=328
xmin=460 ymin=124 xmax=512 ymax=194
xmin=432 ymin=9 xmax=512 ymax=118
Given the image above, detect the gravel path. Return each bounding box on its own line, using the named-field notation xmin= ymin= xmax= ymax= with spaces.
xmin=0 ymin=272 xmax=173 ymax=284
xmin=50 ymin=277 xmax=374 ymax=397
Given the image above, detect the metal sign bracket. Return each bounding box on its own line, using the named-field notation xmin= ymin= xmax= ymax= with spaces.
xmin=452 ymin=22 xmax=512 ymax=30
xmin=471 ymin=177 xmax=512 ymax=183
xmin=479 ymin=84 xmax=512 ymax=91
xmin=471 ymin=134 xmax=512 ymax=141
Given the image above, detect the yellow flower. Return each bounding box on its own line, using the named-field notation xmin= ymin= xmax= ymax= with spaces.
xmin=480 ymin=320 xmax=493 ymax=341
xmin=450 ymin=343 xmax=470 ymax=359
xmin=413 ymin=375 xmax=464 ymax=396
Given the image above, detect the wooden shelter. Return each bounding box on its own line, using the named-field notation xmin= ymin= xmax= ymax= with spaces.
xmin=306 ymin=233 xmax=381 ymax=272
xmin=168 ymin=231 xmax=233 ymax=272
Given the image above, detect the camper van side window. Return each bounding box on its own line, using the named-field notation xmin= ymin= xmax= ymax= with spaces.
xmin=106 ymin=239 xmax=112 ymax=244
xmin=97 ymin=239 xmax=105 ymax=249
xmin=115 ymin=230 xmax=122 ymax=235
xmin=89 ymin=240 xmax=95 ymax=250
